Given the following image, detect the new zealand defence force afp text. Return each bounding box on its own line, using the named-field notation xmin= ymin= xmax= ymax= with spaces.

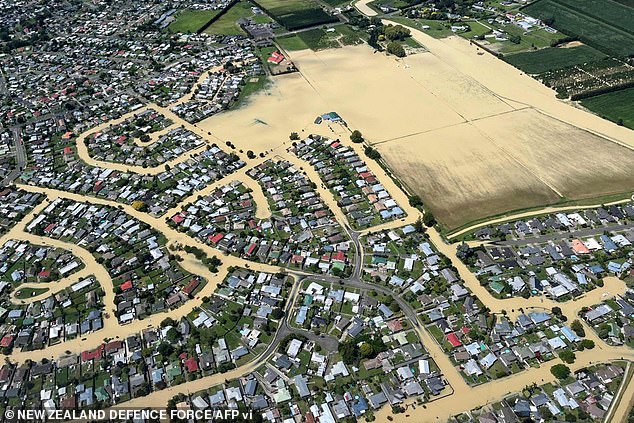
xmin=5 ymin=408 xmax=254 ymax=422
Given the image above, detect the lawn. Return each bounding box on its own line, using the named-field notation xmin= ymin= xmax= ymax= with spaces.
xmin=276 ymin=34 xmax=310 ymax=51
xmin=233 ymin=75 xmax=270 ymax=108
xmin=389 ymin=17 xmax=454 ymax=39
xmin=522 ymin=0 xmax=634 ymax=56
xmin=504 ymin=45 xmax=607 ymax=74
xmin=15 ymin=287 xmax=49 ymax=299
xmin=204 ymin=1 xmax=254 ymax=35
xmin=485 ymin=23 xmax=566 ymax=54
xmin=369 ymin=0 xmax=422 ymax=9
xmin=581 ymin=87 xmax=634 ymax=130
xmin=168 ymin=9 xmax=219 ymax=33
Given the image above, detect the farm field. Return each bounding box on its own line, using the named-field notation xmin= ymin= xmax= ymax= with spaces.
xmin=522 ymin=0 xmax=634 ymax=56
xmin=198 ymin=29 xmax=634 ymax=230
xmin=504 ymin=45 xmax=607 ymax=74
xmin=168 ymin=9 xmax=219 ymax=33
xmin=254 ymin=0 xmax=338 ymax=30
xmin=581 ymin=87 xmax=634 ymax=130
xmin=378 ymin=122 xmax=563 ymax=230
xmin=280 ymin=26 xmax=367 ymax=51
xmin=379 ymin=108 xmax=634 ymax=229
xmin=203 ymin=1 xmax=254 ymax=35
xmin=540 ymin=57 xmax=634 ymax=99
xmin=320 ymin=0 xmax=351 ymax=5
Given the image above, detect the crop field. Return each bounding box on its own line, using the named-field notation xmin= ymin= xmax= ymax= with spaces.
xmin=504 ymin=45 xmax=607 ymax=74
xmin=540 ymin=57 xmax=634 ymax=99
xmin=254 ymin=0 xmax=338 ymax=30
xmin=168 ymin=9 xmax=219 ymax=33
xmin=377 ymin=109 xmax=634 ymax=230
xmin=522 ymin=0 xmax=634 ymax=56
xmin=320 ymin=0 xmax=350 ymax=5
xmin=581 ymin=87 xmax=634 ymax=130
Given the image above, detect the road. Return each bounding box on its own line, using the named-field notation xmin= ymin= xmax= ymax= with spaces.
xmin=1 ymin=126 xmax=27 ymax=187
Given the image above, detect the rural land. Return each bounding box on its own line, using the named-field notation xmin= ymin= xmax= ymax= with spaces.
xmin=0 ymin=0 xmax=633 ymax=422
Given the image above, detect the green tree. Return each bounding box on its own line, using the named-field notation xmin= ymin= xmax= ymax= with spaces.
xmin=408 ymin=195 xmax=423 ymax=208
xmin=289 ymin=132 xmax=300 ymax=140
xmin=161 ymin=317 xmax=176 ymax=328
xmin=423 ymin=210 xmax=436 ymax=227
xmin=350 ymin=130 xmax=364 ymax=143
xmin=166 ymin=327 xmax=181 ymax=343
xmin=364 ymin=145 xmax=382 ymax=160
xmin=571 ymin=319 xmax=585 ymax=337
xmin=558 ymin=350 xmax=576 ymax=364
xmin=359 ymin=342 xmax=374 ymax=358
xmin=271 ymin=307 xmax=284 ymax=319
xmin=386 ymin=42 xmax=406 ymax=58
xmin=579 ymin=339 xmax=595 ymax=349
xmin=383 ymin=24 xmax=411 ymax=41
xmin=551 ymin=363 xmax=571 ymax=380
xmin=414 ymin=217 xmax=425 ymax=233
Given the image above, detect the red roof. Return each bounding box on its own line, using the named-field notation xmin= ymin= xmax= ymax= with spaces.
xmin=81 ymin=344 xmax=105 ymax=362
xmin=0 ymin=335 xmax=14 ymax=348
xmin=44 ymin=223 xmax=56 ymax=233
xmin=63 ymin=146 xmax=73 ymax=155
xmin=267 ymin=51 xmax=284 ymax=64
xmin=291 ymin=255 xmax=304 ymax=264
xmin=182 ymin=278 xmax=200 ymax=296
xmin=39 ymin=269 xmax=51 ymax=278
xmin=332 ymin=251 xmax=346 ymax=262
xmin=172 ymin=214 xmax=185 ymax=224
xmin=330 ymin=141 xmax=340 ymax=148
xmin=447 ymin=333 xmax=462 ymax=348
xmin=105 ymin=340 xmax=124 ymax=352
xmin=209 ymin=233 xmax=224 ymax=244
xmin=571 ymin=239 xmax=590 ymax=255
xmin=115 ymin=135 xmax=127 ymax=145
xmin=120 ymin=280 xmax=133 ymax=291
xmin=184 ymin=357 xmax=199 ymax=373
xmin=386 ymin=320 xmax=403 ymax=332
xmin=246 ymin=243 xmax=256 ymax=255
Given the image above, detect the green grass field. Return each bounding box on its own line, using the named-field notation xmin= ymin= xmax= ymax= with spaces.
xmin=581 ymin=87 xmax=634 ymax=130
xmin=369 ymin=0 xmax=420 ymax=8
xmin=204 ymin=1 xmax=254 ymax=35
xmin=522 ymin=0 xmax=634 ymax=56
xmin=15 ymin=287 xmax=49 ymax=299
xmin=504 ymin=45 xmax=607 ymax=74
xmin=168 ymin=9 xmax=219 ymax=33
xmin=389 ymin=17 xmax=455 ymax=38
xmin=276 ymin=34 xmax=310 ymax=50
